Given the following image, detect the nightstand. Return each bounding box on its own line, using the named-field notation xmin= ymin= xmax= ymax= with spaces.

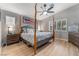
xmin=7 ymin=34 xmax=20 ymax=45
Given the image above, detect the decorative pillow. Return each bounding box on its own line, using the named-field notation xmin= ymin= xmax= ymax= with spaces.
xmin=21 ymin=26 xmax=27 ymax=33
xmin=22 ymin=27 xmax=27 ymax=33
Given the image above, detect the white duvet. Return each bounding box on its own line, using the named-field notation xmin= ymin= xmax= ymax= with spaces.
xmin=21 ymin=32 xmax=52 ymax=46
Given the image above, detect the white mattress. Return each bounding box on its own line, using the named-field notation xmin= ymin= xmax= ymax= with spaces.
xmin=21 ymin=32 xmax=52 ymax=45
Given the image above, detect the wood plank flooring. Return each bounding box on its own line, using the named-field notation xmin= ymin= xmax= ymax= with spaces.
xmin=1 ymin=39 xmax=79 ymax=56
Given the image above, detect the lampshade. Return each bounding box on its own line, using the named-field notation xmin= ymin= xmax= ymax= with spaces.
xmin=8 ymin=26 xmax=13 ymax=32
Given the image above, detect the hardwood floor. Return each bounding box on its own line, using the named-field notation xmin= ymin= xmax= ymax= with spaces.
xmin=1 ymin=39 xmax=79 ymax=56
xmin=36 ymin=40 xmax=79 ymax=56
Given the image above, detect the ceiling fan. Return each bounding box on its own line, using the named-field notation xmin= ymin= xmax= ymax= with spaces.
xmin=37 ymin=3 xmax=54 ymax=16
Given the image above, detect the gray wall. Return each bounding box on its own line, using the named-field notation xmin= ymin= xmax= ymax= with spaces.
xmin=1 ymin=9 xmax=21 ymax=45
xmin=55 ymin=4 xmax=79 ymax=41
xmin=55 ymin=4 xmax=79 ymax=26
xmin=39 ymin=16 xmax=53 ymax=32
xmin=40 ymin=4 xmax=79 ymax=41
xmin=0 ymin=10 xmax=1 ymax=46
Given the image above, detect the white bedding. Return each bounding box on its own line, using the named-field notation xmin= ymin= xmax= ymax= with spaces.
xmin=21 ymin=32 xmax=52 ymax=46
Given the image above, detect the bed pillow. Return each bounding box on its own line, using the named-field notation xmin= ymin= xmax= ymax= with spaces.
xmin=22 ymin=26 xmax=27 ymax=33
xmin=27 ymin=29 xmax=34 ymax=33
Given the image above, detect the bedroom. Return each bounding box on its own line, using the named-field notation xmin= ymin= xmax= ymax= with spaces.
xmin=0 ymin=3 xmax=79 ymax=56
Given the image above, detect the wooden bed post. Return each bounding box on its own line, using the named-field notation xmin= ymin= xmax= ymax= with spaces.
xmin=53 ymin=15 xmax=55 ymax=42
xmin=34 ymin=3 xmax=37 ymax=55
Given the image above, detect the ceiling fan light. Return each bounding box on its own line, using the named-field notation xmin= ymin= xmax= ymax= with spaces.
xmin=43 ymin=11 xmax=47 ymax=15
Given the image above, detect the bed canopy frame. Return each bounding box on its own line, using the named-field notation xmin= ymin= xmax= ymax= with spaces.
xmin=34 ymin=3 xmax=55 ymax=55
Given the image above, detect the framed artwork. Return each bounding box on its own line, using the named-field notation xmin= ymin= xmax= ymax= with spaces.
xmin=23 ymin=16 xmax=33 ymax=30
xmin=23 ymin=16 xmax=33 ymax=24
xmin=68 ymin=24 xmax=78 ymax=32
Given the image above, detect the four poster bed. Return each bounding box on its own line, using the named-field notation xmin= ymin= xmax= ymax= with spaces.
xmin=21 ymin=32 xmax=53 ymax=47
xmin=20 ymin=3 xmax=55 ymax=55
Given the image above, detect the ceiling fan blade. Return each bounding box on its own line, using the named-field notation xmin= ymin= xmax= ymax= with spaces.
xmin=40 ymin=12 xmax=43 ymax=16
xmin=47 ymin=3 xmax=54 ymax=11
xmin=47 ymin=7 xmax=53 ymax=11
xmin=47 ymin=11 xmax=54 ymax=13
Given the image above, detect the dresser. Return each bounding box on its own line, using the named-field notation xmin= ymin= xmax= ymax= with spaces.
xmin=68 ymin=32 xmax=79 ymax=47
xmin=7 ymin=34 xmax=20 ymax=45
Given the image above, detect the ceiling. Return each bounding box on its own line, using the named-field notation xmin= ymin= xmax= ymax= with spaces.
xmin=0 ymin=3 xmax=78 ymax=20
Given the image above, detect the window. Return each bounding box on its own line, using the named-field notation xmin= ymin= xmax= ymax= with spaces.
xmin=49 ymin=21 xmax=53 ymax=32
xmin=56 ymin=18 xmax=67 ymax=31
xmin=57 ymin=20 xmax=62 ymax=30
xmin=62 ymin=19 xmax=67 ymax=31
xmin=38 ymin=25 xmax=41 ymax=31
